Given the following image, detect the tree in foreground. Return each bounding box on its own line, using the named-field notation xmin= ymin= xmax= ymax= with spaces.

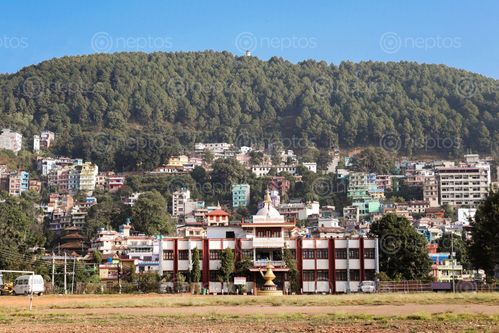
xmin=0 ymin=196 xmax=45 ymax=271
xmin=469 ymin=191 xmax=499 ymax=280
xmin=283 ymin=245 xmax=300 ymax=293
xmin=217 ymin=248 xmax=235 ymax=293
xmin=131 ymin=190 xmax=173 ymax=235
xmin=191 ymin=247 xmax=201 ymax=293
xmin=369 ymin=213 xmax=432 ymax=281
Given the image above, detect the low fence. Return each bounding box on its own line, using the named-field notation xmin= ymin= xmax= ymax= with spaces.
xmin=377 ymin=280 xmax=498 ymax=293
xmin=72 ymin=281 xmax=193 ymax=294
xmin=41 ymin=280 xmax=498 ymax=294
xmin=378 ymin=280 xmax=432 ymax=293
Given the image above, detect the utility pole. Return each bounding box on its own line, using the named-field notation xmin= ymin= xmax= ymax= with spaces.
xmin=51 ymin=252 xmax=55 ymax=288
xmin=71 ymin=256 xmax=76 ymax=294
xmin=64 ymin=252 xmax=67 ymax=294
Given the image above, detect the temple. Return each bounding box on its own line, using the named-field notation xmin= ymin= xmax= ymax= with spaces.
xmin=93 ymin=191 xmax=379 ymax=293
xmin=155 ymin=191 xmax=379 ymax=293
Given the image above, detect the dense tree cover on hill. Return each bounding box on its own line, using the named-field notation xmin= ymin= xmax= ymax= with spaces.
xmin=0 ymin=51 xmax=497 ymax=171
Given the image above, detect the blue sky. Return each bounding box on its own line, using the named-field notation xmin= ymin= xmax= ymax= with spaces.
xmin=1 ymin=0 xmax=498 ymax=78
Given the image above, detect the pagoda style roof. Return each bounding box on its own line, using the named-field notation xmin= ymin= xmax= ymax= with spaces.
xmin=61 ymin=233 xmax=85 ymax=240
xmin=60 ymin=240 xmax=85 ymax=249
xmin=207 ymin=209 xmax=230 ymax=216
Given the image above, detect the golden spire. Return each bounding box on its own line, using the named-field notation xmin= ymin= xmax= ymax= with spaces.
xmin=263 ymin=190 xmax=272 ymax=206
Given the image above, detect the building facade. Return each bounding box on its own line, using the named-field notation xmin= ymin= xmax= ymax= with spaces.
xmin=0 ymin=129 xmax=22 ymax=153
xmin=232 ymin=184 xmax=250 ymax=208
xmin=436 ymin=165 xmax=490 ymax=207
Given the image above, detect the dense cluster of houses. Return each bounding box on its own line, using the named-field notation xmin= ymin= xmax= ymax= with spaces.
xmin=91 ymin=191 xmax=378 ymax=294
xmin=0 ymin=130 xmax=496 ymax=290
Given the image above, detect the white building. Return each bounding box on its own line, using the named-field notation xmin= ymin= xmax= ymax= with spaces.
xmin=33 ymin=135 xmax=41 ymax=152
xmin=302 ymin=162 xmax=317 ymax=173
xmin=457 ymin=208 xmax=476 ymax=226
xmin=298 ymin=201 xmax=320 ymax=220
xmin=251 ymin=163 xmax=317 ymax=177
xmin=436 ymin=164 xmax=491 ymax=208
xmin=78 ymin=162 xmax=99 ymax=194
xmin=0 ymin=129 xmax=22 ymax=153
xmin=194 ymin=142 xmax=233 ymax=154
xmin=172 ymin=188 xmax=191 ymax=217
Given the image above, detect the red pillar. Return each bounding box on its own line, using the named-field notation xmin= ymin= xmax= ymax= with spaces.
xmin=328 ymin=238 xmax=336 ymax=293
xmin=173 ymin=238 xmax=178 ymax=281
xmin=360 ymin=237 xmax=365 ymax=282
xmin=296 ymin=238 xmax=303 ymax=293
xmin=202 ymin=239 xmax=209 ymax=288
xmin=314 ymin=239 xmax=317 ymax=292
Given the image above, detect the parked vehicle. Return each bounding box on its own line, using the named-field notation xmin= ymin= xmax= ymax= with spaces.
xmin=358 ymin=280 xmax=376 ymax=293
xmin=13 ymin=275 xmax=45 ymax=296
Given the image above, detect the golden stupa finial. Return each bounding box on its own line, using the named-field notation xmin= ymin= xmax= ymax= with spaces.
xmin=263 ymin=190 xmax=272 ymax=206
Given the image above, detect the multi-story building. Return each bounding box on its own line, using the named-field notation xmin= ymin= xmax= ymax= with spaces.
xmin=40 ymin=130 xmax=55 ymax=149
xmin=232 ymin=184 xmax=250 ymax=208
xmin=156 ymin=192 xmax=379 ymax=294
xmin=194 ymin=142 xmax=233 ymax=154
xmin=47 ymin=193 xmax=75 ymax=212
xmin=122 ymin=192 xmax=142 ymax=206
xmin=94 ymin=192 xmax=379 ymax=294
xmin=33 ymin=135 xmax=41 ymax=152
xmin=423 ymin=173 xmax=439 ymax=207
xmin=172 ymin=188 xmax=191 ymax=217
xmin=8 ymin=171 xmax=29 ymax=196
xmin=96 ymin=172 xmax=125 ymax=192
xmin=0 ymin=129 xmax=22 ymax=153
xmin=251 ymin=163 xmax=317 ymax=177
xmin=79 ymin=162 xmax=98 ymax=194
xmin=347 ymin=172 xmax=381 ymax=219
xmin=436 ymin=164 xmax=490 ymax=207
xmin=206 ymin=207 xmax=230 ymax=226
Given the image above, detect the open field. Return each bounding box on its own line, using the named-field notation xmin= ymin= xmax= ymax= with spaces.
xmin=0 ymin=293 xmax=498 ymax=332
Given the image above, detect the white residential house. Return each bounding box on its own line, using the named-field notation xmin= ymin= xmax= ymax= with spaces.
xmin=0 ymin=129 xmax=22 ymax=153
xmin=172 ymin=188 xmax=191 ymax=217
xmin=33 ymin=135 xmax=41 ymax=152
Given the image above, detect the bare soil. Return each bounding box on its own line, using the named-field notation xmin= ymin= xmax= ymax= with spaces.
xmin=0 ymin=294 xmax=497 ymax=333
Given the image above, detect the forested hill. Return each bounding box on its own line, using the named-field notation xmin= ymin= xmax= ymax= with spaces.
xmin=0 ymin=51 xmax=497 ymax=171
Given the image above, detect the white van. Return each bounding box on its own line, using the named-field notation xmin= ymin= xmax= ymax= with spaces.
xmin=13 ymin=275 xmax=45 ymax=296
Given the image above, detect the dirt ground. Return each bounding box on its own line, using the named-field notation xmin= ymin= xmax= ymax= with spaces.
xmin=0 ymin=294 xmax=498 ymax=333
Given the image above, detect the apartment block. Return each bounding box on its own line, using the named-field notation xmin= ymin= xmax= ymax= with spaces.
xmin=0 ymin=129 xmax=22 ymax=153
xmin=232 ymin=183 xmax=250 ymax=208
xmin=436 ymin=165 xmax=490 ymax=207
xmin=8 ymin=171 xmax=29 ymax=196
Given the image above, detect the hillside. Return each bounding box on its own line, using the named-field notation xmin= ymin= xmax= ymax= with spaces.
xmin=0 ymin=51 xmax=497 ymax=171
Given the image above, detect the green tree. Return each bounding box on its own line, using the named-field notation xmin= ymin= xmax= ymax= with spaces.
xmin=0 ymin=196 xmax=45 ymax=270
xmin=191 ymin=247 xmax=201 ymax=284
xmin=218 ymin=248 xmax=235 ymax=293
xmin=469 ymin=191 xmax=499 ymax=279
xmin=283 ymin=245 xmax=300 ymax=293
xmin=131 ymin=191 xmax=173 ymax=235
xmin=350 ymin=147 xmax=395 ymax=174
xmin=203 ymin=149 xmax=214 ymax=164
xmin=437 ymin=233 xmax=470 ymax=269
xmin=369 ymin=214 xmax=432 ymax=281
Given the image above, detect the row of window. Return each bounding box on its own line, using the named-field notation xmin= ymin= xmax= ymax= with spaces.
xmin=303 ymin=248 xmax=375 ymax=260
xmin=163 ymin=248 xmax=376 ymax=260
xmin=167 ymin=270 xmax=376 ymax=282
xmin=303 ymin=269 xmax=376 ymax=281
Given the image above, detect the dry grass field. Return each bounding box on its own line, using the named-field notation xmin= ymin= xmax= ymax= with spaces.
xmin=0 ymin=293 xmax=498 ymax=332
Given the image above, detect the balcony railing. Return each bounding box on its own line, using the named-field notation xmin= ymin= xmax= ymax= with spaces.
xmin=252 ymin=238 xmax=284 ymax=248
xmin=253 ymin=260 xmax=285 ymax=268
